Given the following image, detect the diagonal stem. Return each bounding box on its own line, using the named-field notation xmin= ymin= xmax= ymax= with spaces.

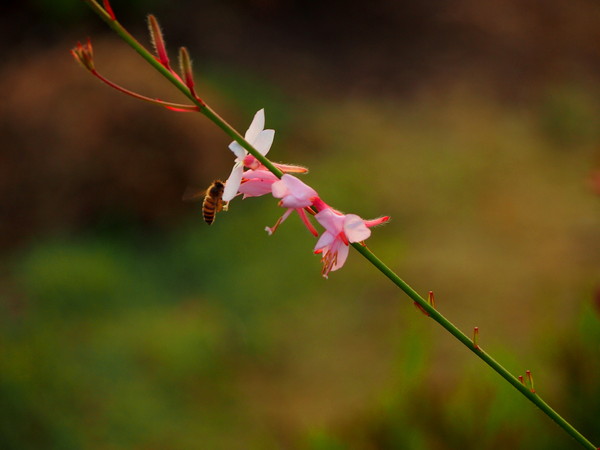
xmin=83 ymin=0 xmax=284 ymax=179
xmin=351 ymin=243 xmax=596 ymax=450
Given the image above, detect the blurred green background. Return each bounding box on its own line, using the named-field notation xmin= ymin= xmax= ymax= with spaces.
xmin=1 ymin=1 xmax=599 ymax=449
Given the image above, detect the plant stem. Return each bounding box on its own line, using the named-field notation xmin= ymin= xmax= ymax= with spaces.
xmin=82 ymin=2 xmax=598 ymax=448
xmin=83 ymin=0 xmax=283 ymax=179
xmin=352 ymin=243 xmax=597 ymax=450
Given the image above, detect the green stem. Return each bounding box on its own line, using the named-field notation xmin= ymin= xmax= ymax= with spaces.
xmin=83 ymin=0 xmax=283 ymax=178
xmin=82 ymin=2 xmax=597 ymax=448
xmin=352 ymin=243 xmax=596 ymax=450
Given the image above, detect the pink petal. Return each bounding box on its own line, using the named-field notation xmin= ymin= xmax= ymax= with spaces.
xmin=315 ymin=208 xmax=345 ymax=234
xmin=239 ymin=178 xmax=276 ymax=197
xmin=242 ymin=169 xmax=278 ymax=181
xmin=245 ymin=109 xmax=265 ymax=142
xmin=344 ymin=214 xmax=371 ymax=243
xmin=330 ymin=242 xmax=350 ymax=272
xmin=282 ymin=174 xmax=317 ymax=197
xmin=277 ymin=174 xmax=318 ymax=208
xmin=271 ymin=179 xmax=288 ymax=199
xmin=314 ymin=231 xmax=335 ymax=252
xmin=280 ymin=195 xmax=311 ymax=209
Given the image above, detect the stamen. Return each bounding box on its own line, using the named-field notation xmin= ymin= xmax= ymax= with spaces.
xmin=297 ymin=208 xmax=318 ymax=236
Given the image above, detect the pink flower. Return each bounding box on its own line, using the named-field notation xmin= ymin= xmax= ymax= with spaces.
xmin=223 ymin=109 xmax=275 ymax=202
xmin=266 ymin=174 xmax=319 ymax=236
xmin=237 ymin=170 xmax=279 ymax=198
xmin=314 ymin=208 xmax=389 ymax=278
xmin=222 ymin=109 xmax=308 ymax=203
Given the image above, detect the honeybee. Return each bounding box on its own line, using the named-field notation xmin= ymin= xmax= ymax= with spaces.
xmin=182 ymin=180 xmax=227 ymax=225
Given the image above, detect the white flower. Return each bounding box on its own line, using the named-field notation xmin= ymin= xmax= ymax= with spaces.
xmin=222 ymin=109 xmax=275 ymax=202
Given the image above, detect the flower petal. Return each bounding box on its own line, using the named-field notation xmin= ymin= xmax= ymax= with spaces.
xmin=271 ymin=179 xmax=288 ymax=199
xmin=279 ymin=174 xmax=318 ymax=206
xmin=344 ymin=214 xmax=371 ymax=243
xmin=280 ymin=195 xmax=311 ymax=209
xmin=242 ymin=169 xmax=278 ymax=181
xmin=245 ymin=109 xmax=265 ymax=142
xmin=238 ymin=178 xmax=276 ymax=197
xmin=253 ymin=129 xmax=275 ymax=155
xmin=314 ymin=231 xmax=335 ymax=252
xmin=222 ymin=163 xmax=244 ymax=202
xmin=331 ymin=242 xmax=350 ymax=271
xmin=228 ymin=141 xmax=246 ymax=159
xmin=315 ymin=208 xmax=344 ymax=235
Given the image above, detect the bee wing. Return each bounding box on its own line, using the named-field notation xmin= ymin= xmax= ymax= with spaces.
xmin=182 ymin=186 xmax=207 ymax=202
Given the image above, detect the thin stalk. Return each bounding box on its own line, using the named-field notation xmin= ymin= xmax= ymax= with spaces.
xmin=82 ymin=2 xmax=598 ymax=448
xmin=83 ymin=0 xmax=283 ymax=178
xmin=352 ymin=243 xmax=596 ymax=450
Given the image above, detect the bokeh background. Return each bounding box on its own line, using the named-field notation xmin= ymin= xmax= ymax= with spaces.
xmin=1 ymin=1 xmax=599 ymax=448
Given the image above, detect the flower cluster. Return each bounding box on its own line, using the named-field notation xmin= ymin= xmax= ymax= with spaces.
xmin=70 ymin=3 xmax=389 ymax=278
xmin=223 ymin=109 xmax=389 ymax=278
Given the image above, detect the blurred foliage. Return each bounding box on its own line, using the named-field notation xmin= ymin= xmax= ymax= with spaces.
xmin=1 ymin=1 xmax=600 ymax=449
xmin=538 ymin=84 xmax=600 ymax=147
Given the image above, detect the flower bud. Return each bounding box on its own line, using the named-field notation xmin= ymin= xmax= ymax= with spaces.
xmin=148 ymin=14 xmax=170 ymax=68
xmin=71 ymin=39 xmax=95 ymax=72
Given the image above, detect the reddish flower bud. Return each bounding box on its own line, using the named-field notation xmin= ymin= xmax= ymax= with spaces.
xmin=102 ymin=0 xmax=116 ymax=20
xmin=427 ymin=291 xmax=436 ymax=308
xmin=148 ymin=14 xmax=170 ymax=68
xmin=473 ymin=326 xmax=480 ymax=350
xmin=526 ymin=370 xmax=535 ymax=393
xmin=178 ymin=47 xmax=195 ymax=91
xmin=71 ymin=39 xmax=95 ymax=72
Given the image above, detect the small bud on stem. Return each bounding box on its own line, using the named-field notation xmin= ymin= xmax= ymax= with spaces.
xmin=102 ymin=0 xmax=116 ymax=20
xmin=526 ymin=370 xmax=536 ymax=393
xmin=428 ymin=291 xmax=436 ymax=308
xmin=178 ymin=46 xmax=198 ymax=99
xmin=473 ymin=326 xmax=480 ymax=350
xmin=148 ymin=14 xmax=170 ymax=68
xmin=70 ymin=39 xmax=198 ymax=112
xmin=414 ymin=290 xmax=436 ymax=317
xmin=71 ymin=39 xmax=95 ymax=72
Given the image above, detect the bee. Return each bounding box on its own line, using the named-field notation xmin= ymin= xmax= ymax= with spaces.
xmin=182 ymin=180 xmax=227 ymax=225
